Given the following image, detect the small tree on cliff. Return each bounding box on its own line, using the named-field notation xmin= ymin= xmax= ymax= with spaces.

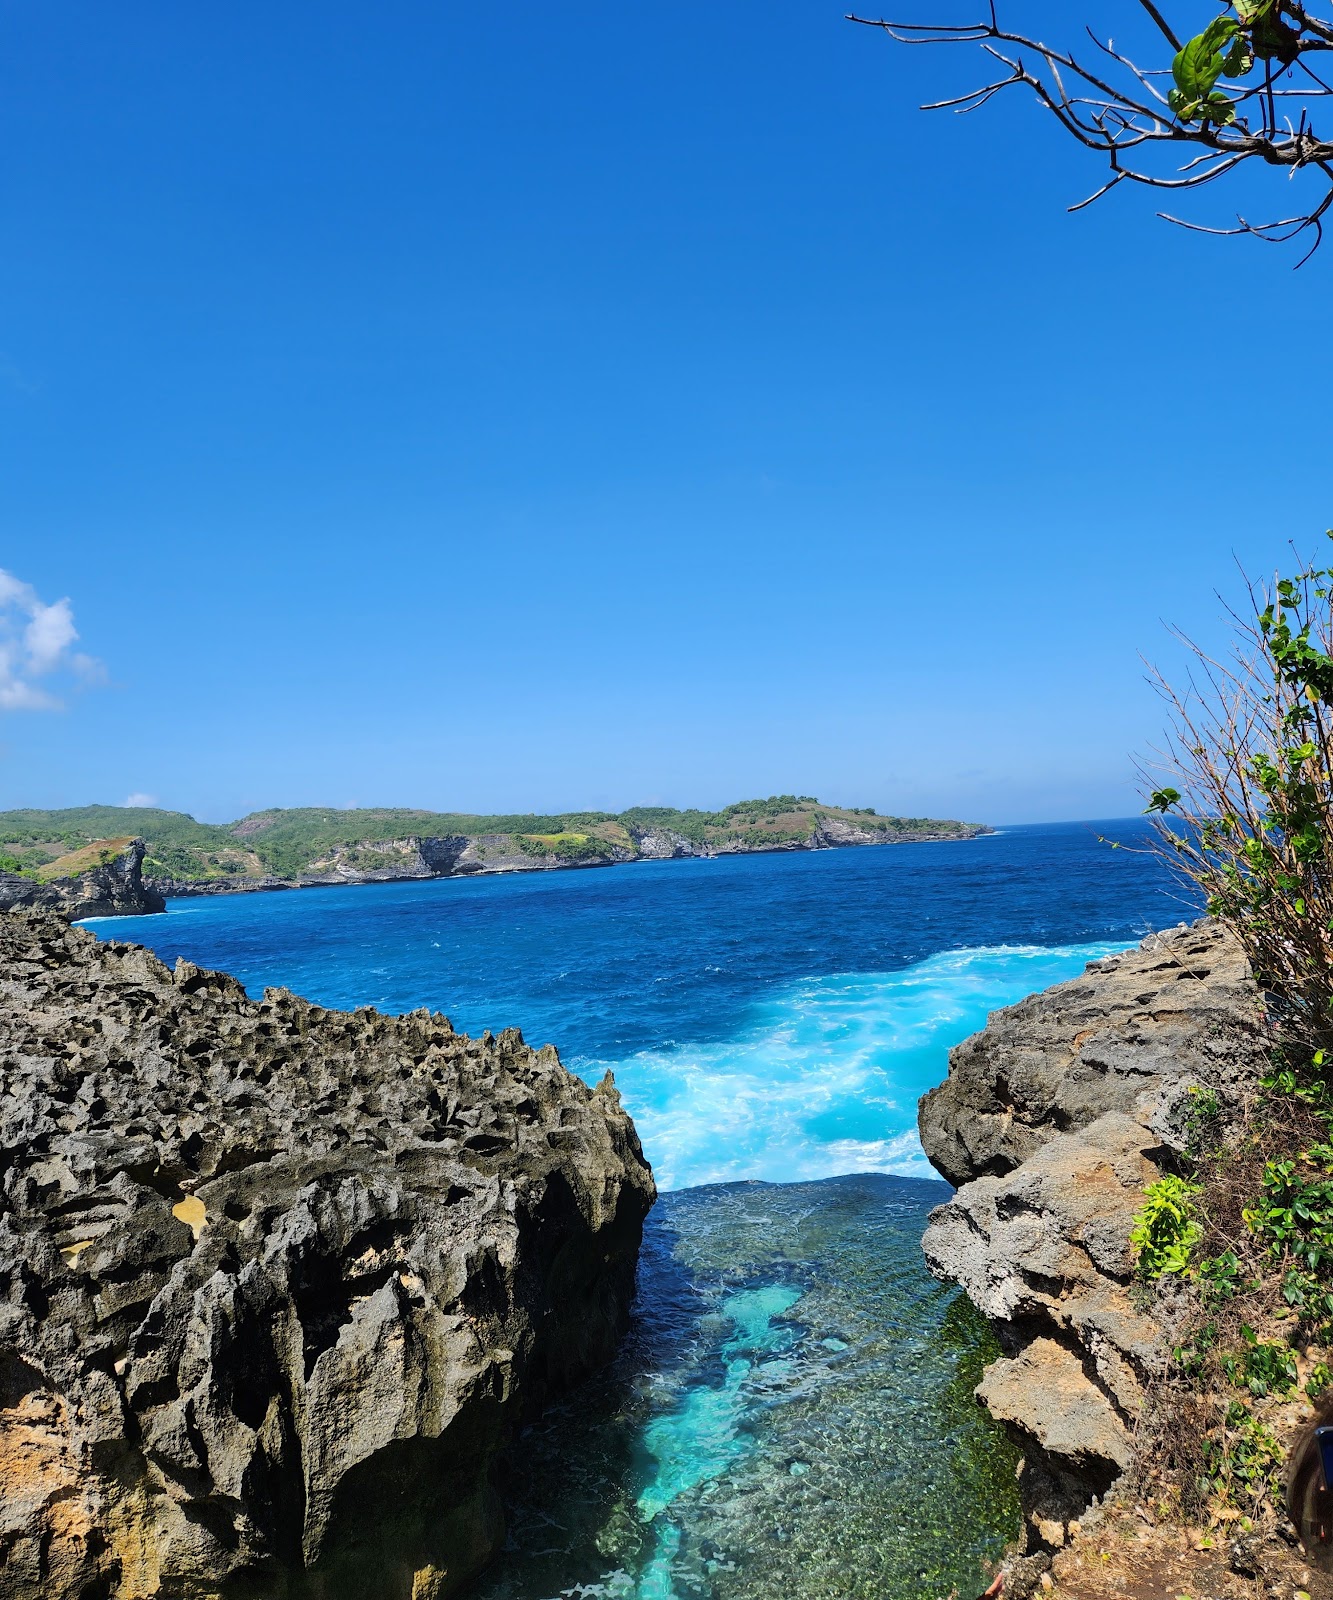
xmin=851 ymin=1 xmax=1333 ymax=259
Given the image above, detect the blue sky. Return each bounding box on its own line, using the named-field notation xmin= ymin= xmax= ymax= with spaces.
xmin=2 ymin=2 xmax=1330 ymax=824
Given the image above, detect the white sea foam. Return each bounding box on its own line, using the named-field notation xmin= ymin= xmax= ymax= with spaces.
xmin=576 ymin=941 xmax=1128 ymax=1191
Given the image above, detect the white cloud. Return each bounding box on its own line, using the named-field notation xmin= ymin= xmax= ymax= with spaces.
xmin=125 ymin=792 xmax=158 ymax=808
xmin=0 ymin=570 xmax=100 ymax=711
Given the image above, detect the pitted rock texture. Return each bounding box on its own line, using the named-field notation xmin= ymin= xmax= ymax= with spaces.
xmin=918 ymin=920 xmax=1267 ymax=1564
xmin=0 ymin=839 xmax=164 ymax=920
xmin=0 ymin=910 xmax=654 ymax=1600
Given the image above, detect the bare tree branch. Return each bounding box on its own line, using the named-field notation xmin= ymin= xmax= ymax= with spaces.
xmin=848 ymin=3 xmax=1333 ymax=256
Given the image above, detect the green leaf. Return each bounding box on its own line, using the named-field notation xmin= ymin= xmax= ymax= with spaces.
xmin=1168 ymin=87 xmax=1199 ymax=121
xmin=1202 ymin=90 xmax=1238 ymax=124
xmin=1222 ymin=36 xmax=1254 ymax=77
xmin=1144 ymin=786 xmax=1181 ymax=813
xmin=1173 ymin=17 xmax=1239 ymax=100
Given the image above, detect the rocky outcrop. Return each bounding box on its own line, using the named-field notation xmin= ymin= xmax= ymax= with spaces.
xmin=148 ymin=834 xmax=638 ymax=897
xmin=453 ymin=835 xmax=634 ymax=874
xmin=0 ymin=839 xmax=164 ymax=920
xmin=918 ymin=920 xmax=1268 ymax=1567
xmin=626 ymin=827 xmax=702 ymax=859
xmin=146 ymin=873 xmax=296 ymax=898
xmin=0 ymin=910 xmax=654 ymax=1600
xmin=810 ymin=816 xmax=895 ymax=847
xmin=151 ymin=837 xmax=474 ymax=897
xmin=309 ymin=835 xmax=473 ymax=881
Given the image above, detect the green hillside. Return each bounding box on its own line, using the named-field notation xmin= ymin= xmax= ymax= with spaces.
xmin=0 ymin=797 xmax=988 ymax=884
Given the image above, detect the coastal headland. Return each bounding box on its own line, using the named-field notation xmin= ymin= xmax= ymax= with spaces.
xmin=0 ymin=798 xmax=991 ymax=910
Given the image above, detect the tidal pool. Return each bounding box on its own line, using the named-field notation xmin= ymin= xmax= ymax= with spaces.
xmin=476 ymin=1174 xmax=1020 ymax=1600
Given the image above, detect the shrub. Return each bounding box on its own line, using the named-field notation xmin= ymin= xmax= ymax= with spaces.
xmin=1219 ymin=1326 xmax=1298 ymax=1398
xmin=1200 ymin=1403 xmax=1285 ymax=1506
xmin=1307 ymin=1361 xmax=1333 ymax=1401
xmin=1132 ymin=1176 xmax=1204 ymax=1278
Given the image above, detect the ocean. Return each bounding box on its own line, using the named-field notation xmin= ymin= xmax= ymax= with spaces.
xmin=91 ymin=818 xmax=1184 ymax=1600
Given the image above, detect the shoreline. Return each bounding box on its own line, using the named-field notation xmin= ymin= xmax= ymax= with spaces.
xmin=143 ymin=826 xmax=996 ymax=902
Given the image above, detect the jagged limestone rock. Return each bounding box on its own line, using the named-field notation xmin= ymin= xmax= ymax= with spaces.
xmin=0 ymin=910 xmax=654 ymax=1600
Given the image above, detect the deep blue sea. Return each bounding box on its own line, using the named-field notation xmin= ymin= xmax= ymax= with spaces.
xmin=90 ymin=820 xmax=1185 ymax=1600
xmin=98 ymin=819 xmax=1185 ymax=1191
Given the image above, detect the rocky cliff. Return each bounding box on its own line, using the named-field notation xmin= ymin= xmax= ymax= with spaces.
xmin=151 ymin=836 xmax=478 ymax=897
xmin=0 ymin=909 xmax=654 ymax=1600
xmin=917 ymin=920 xmax=1268 ymax=1584
xmin=125 ymin=803 xmax=992 ymax=900
xmin=0 ymin=838 xmax=164 ymax=919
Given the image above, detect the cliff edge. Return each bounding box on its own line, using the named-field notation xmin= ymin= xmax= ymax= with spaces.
xmin=0 ymin=910 xmax=654 ymax=1600
xmin=917 ymin=920 xmax=1269 ymax=1584
xmin=0 ymin=838 xmax=164 ymax=919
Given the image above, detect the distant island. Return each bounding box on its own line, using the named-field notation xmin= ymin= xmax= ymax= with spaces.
xmin=0 ymin=797 xmax=992 ymax=900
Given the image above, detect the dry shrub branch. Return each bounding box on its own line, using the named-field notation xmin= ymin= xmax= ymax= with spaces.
xmin=1143 ymin=538 xmax=1333 ymax=1063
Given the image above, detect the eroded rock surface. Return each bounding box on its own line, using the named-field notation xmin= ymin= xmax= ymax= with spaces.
xmin=0 ymin=910 xmax=654 ymax=1600
xmin=918 ymin=920 xmax=1268 ymax=1564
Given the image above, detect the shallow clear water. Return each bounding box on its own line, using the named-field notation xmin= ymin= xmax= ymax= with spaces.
xmin=89 ymin=821 xmax=1185 ymax=1599
xmin=478 ymin=1176 xmax=1022 ymax=1600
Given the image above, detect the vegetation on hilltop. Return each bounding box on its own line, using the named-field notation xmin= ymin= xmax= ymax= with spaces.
xmin=0 ymin=797 xmax=987 ymax=884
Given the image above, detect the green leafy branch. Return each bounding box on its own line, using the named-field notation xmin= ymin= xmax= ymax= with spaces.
xmin=1167 ymin=2 xmax=1303 ymax=125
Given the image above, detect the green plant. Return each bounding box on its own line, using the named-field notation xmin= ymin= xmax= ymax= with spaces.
xmin=1306 ymin=1360 xmax=1333 ymax=1400
xmin=1200 ymin=1404 xmax=1285 ymax=1505
xmin=1174 ymin=1320 xmax=1220 ymax=1379
xmin=1144 ymin=540 xmax=1333 ymax=1063
xmin=853 ymin=3 xmax=1333 ymax=255
xmin=1249 ymin=1152 xmax=1333 ymax=1279
xmin=1183 ymin=1086 xmax=1224 ymax=1158
xmin=1132 ymin=1176 xmax=1204 ymax=1278
xmin=1197 ymin=1249 xmax=1243 ymax=1302
xmin=1219 ymin=1325 xmax=1298 ymax=1396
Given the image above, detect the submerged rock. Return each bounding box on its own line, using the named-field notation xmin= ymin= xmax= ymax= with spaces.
xmin=917 ymin=920 xmax=1267 ymax=1564
xmin=0 ymin=910 xmax=654 ymax=1600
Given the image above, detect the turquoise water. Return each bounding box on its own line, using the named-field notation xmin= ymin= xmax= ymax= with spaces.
xmin=98 ymin=820 xmax=1178 ymax=1191
xmin=476 ymin=1176 xmax=1023 ymax=1600
xmin=90 ymin=822 xmax=1182 ymax=1598
xmin=582 ymin=944 xmax=1126 ymax=1189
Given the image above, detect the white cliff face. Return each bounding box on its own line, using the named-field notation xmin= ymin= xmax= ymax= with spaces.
xmin=917 ymin=921 xmax=1268 ymax=1575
